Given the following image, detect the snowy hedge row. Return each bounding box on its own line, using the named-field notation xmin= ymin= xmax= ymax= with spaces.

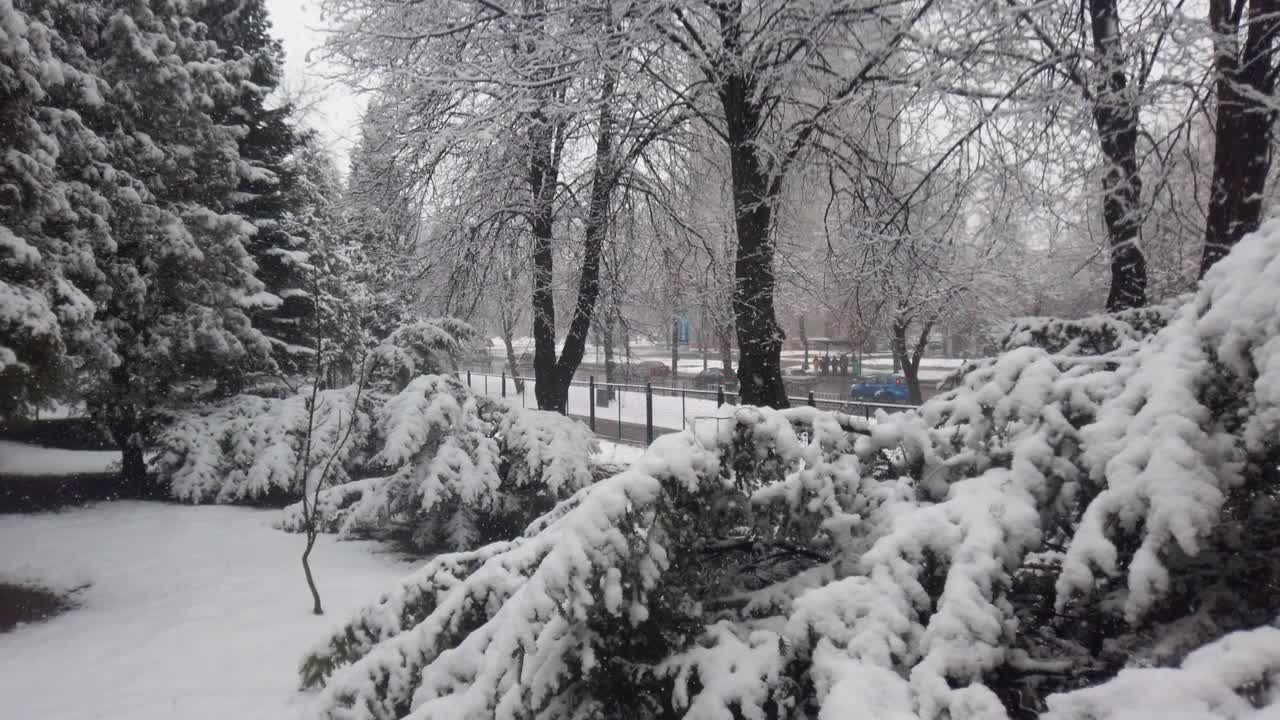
xmin=153 ymin=375 xmax=596 ymax=552
xmin=274 ymin=376 xmax=596 ymax=551
xmin=296 ymin=223 xmax=1280 ymax=718
xmin=150 ymin=320 xmax=597 ymax=552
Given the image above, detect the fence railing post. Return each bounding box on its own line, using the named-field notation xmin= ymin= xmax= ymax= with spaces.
xmin=717 ymin=385 xmax=725 ymax=407
xmin=501 ymin=372 xmax=507 ymax=398
xmin=645 ymin=382 xmax=654 ymax=445
xmin=617 ymin=388 xmax=623 ymax=441
xmin=467 ymin=370 xmax=472 ymax=388
xmin=807 ymin=391 xmax=815 ymax=407
xmin=681 ymin=390 xmax=686 ymax=430
xmin=589 ymin=376 xmax=596 ymax=432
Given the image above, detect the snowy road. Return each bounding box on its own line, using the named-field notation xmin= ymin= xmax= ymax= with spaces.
xmin=0 ymin=502 xmax=415 ymax=720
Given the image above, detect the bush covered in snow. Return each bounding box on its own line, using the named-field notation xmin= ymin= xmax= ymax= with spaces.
xmin=999 ymin=304 xmax=1175 ymax=357
xmin=298 ymin=223 xmax=1280 ymax=718
xmin=152 ymin=319 xmax=596 ymax=551
xmin=367 ymin=319 xmax=480 ymax=391
xmin=274 ymin=375 xmax=597 ymax=551
xmin=152 ymin=385 xmax=374 ymax=504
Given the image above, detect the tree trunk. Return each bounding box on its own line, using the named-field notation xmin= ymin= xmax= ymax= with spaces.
xmin=717 ymin=321 xmax=734 ymax=374
xmin=601 ymin=307 xmax=617 ymax=401
xmin=718 ymin=69 xmax=788 ymax=408
xmin=302 ymin=534 xmax=323 ymax=615
xmin=1201 ymin=0 xmax=1280 ymax=275
xmin=1089 ymin=0 xmax=1147 ymax=311
xmin=891 ymin=319 xmax=931 ymax=405
xmin=529 ymin=108 xmax=562 ymax=412
xmin=105 ymin=365 xmax=148 ymax=498
xmin=501 ymin=330 xmax=525 ymax=395
xmin=799 ymin=316 xmax=809 ymax=369
xmin=671 ymin=317 xmax=679 ymax=383
xmin=533 ymin=75 xmax=616 ymax=413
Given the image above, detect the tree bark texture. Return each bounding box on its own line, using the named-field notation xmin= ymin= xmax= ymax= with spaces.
xmin=1202 ymin=0 xmax=1280 ymax=276
xmin=1089 ymin=0 xmax=1147 ymax=311
xmin=671 ymin=318 xmax=680 ymax=383
xmin=716 ymin=50 xmax=789 ymax=408
xmin=601 ymin=308 xmax=618 ymax=402
xmin=891 ymin=318 xmax=932 ymax=405
xmin=302 ymin=536 xmax=323 ymax=615
xmin=502 ymin=330 xmax=525 ymax=395
xmin=528 ymin=109 xmax=564 ymax=412
xmin=532 ymin=75 xmax=616 ymax=413
xmin=717 ymin=316 xmax=734 ymax=374
xmin=105 ymin=365 xmax=148 ymax=498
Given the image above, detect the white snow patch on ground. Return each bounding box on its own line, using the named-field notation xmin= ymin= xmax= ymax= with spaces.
xmin=471 ymin=374 xmax=721 ymax=430
xmin=30 ymin=401 xmax=87 ymax=419
xmin=592 ymin=440 xmax=646 ymax=467
xmin=0 ymin=502 xmax=414 ymax=720
xmin=0 ymin=440 xmax=121 ymax=477
xmin=470 ymin=374 xmax=899 ymax=432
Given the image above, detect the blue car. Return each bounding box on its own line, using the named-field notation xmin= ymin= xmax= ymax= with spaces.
xmin=849 ymin=374 xmax=910 ymax=403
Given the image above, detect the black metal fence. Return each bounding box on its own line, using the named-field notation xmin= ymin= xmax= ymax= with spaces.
xmin=461 ymin=370 xmax=918 ymax=447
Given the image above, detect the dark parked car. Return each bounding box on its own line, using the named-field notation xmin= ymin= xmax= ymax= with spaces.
xmin=623 ymin=360 xmax=671 ymax=381
xmin=849 ymin=374 xmax=911 ymax=403
xmin=691 ymin=367 xmax=738 ymax=389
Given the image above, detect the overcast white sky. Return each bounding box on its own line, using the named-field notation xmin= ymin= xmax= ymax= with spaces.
xmin=264 ymin=0 xmax=364 ymax=173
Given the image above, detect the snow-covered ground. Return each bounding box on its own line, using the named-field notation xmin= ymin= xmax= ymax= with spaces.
xmin=0 ymin=440 xmax=122 ymax=477
xmin=471 ymin=374 xmax=895 ymax=432
xmin=479 ymin=346 xmax=963 ymax=382
xmin=472 ymin=374 xmax=723 ymax=430
xmin=0 ymin=502 xmax=414 ymax=720
xmin=592 ymin=440 xmax=646 ymax=466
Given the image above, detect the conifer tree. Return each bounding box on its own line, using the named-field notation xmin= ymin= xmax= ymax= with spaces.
xmin=199 ymin=0 xmax=313 ymax=381
xmin=1 ymin=0 xmax=274 ymax=490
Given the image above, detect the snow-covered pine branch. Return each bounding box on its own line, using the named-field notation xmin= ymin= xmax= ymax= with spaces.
xmin=153 ymin=383 xmax=374 ymax=504
xmin=152 ymin=316 xmax=598 ymax=553
xmin=276 ymin=374 xmax=594 ymax=552
xmin=299 ymin=221 xmax=1280 ymax=718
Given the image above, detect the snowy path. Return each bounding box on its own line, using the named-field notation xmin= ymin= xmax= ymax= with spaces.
xmin=0 ymin=440 xmax=122 ymax=477
xmin=0 ymin=502 xmax=415 ymax=720
xmin=469 ymin=373 xmax=723 ymax=431
xmin=468 ymin=373 xmax=897 ymax=432
xmin=592 ymin=440 xmax=647 ymax=467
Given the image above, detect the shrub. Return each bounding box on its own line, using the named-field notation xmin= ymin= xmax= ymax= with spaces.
xmin=296 ymin=222 xmax=1280 ymax=719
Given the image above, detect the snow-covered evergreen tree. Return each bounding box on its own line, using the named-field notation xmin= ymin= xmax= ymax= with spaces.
xmin=1 ymin=0 xmax=352 ymax=430
xmin=0 ymin=0 xmax=96 ymax=418
xmin=0 ymin=0 xmax=306 ymax=485
xmin=153 ymin=317 xmax=597 ymax=551
xmin=298 ymin=222 xmax=1280 ymax=719
xmin=76 ymin=0 xmax=274 ymax=486
xmin=340 ymin=108 xmax=426 ymax=340
xmin=197 ymin=0 xmax=321 ymax=381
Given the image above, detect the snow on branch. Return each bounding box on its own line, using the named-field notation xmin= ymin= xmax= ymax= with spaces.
xmin=297 ymin=221 xmax=1280 ymax=718
xmin=276 ymin=376 xmax=595 ymax=552
xmin=153 ymin=385 xmax=371 ymax=503
xmin=368 ymin=319 xmax=479 ymax=390
xmin=1043 ymin=623 xmax=1280 ymax=719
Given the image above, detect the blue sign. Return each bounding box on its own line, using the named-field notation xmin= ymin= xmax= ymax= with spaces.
xmin=677 ymin=314 xmax=691 ymax=346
